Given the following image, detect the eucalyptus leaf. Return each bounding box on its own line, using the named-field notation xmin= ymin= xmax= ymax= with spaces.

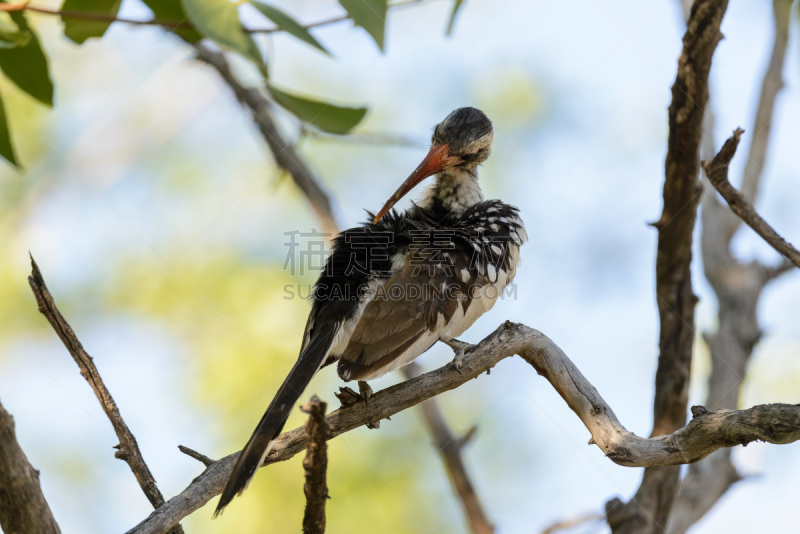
xmin=61 ymin=0 xmax=122 ymax=44
xmin=267 ymin=84 xmax=366 ymax=134
xmin=249 ymin=1 xmax=329 ymax=55
xmin=339 ymin=0 xmax=387 ymax=51
xmin=0 ymin=10 xmax=54 ymax=106
xmin=0 ymin=88 xmax=19 ymax=167
xmin=142 ymin=0 xmax=202 ymax=43
xmin=180 ymin=0 xmax=266 ymax=76
xmin=0 ymin=28 xmax=29 ymax=49
xmin=0 ymin=11 xmax=28 ymax=49
xmin=446 ymin=0 xmax=465 ymax=36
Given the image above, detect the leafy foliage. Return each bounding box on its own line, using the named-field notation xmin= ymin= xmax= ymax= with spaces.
xmin=0 ymin=0 xmax=469 ymax=165
xmin=249 ymin=1 xmax=329 ymax=55
xmin=338 ymin=0 xmax=388 ymax=51
xmin=0 ymin=91 xmax=16 ymax=167
xmin=268 ymin=84 xmax=368 ymax=135
xmin=61 ymin=0 xmax=122 ymax=44
xmin=447 ymin=0 xmax=465 ymax=36
xmin=0 ymin=12 xmax=53 ymax=107
xmin=180 ymin=0 xmax=266 ymax=75
xmin=141 ymin=0 xmax=202 ymax=42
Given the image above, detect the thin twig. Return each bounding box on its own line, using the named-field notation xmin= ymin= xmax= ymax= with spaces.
xmin=27 ymin=256 xmax=184 ymax=534
xmin=301 ymin=396 xmax=331 ymax=534
xmin=402 ymin=363 xmax=494 ymax=534
xmin=125 ymin=322 xmax=800 ymax=534
xmin=194 ymin=43 xmax=340 ymax=236
xmin=178 ymin=445 xmax=214 ymax=468
xmin=704 ymin=129 xmax=800 ymax=268
xmin=0 ymin=399 xmax=62 ymax=534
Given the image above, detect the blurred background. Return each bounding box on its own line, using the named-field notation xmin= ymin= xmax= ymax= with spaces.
xmin=1 ymin=0 xmax=799 ymax=532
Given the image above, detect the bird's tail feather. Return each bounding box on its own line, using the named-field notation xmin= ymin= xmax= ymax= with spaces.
xmin=214 ymin=325 xmax=337 ymax=516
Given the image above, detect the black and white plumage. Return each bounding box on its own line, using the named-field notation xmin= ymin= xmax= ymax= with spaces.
xmin=215 ymin=107 xmax=527 ymax=515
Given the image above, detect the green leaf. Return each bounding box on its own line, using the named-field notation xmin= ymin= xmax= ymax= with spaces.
xmin=446 ymin=0 xmax=465 ymax=36
xmin=180 ymin=0 xmax=266 ymax=75
xmin=267 ymin=84 xmax=367 ymax=134
xmin=338 ymin=0 xmax=387 ymax=51
xmin=0 ymin=88 xmax=19 ymax=167
xmin=0 ymin=13 xmax=29 ymax=49
xmin=0 ymin=29 xmax=29 ymax=49
xmin=61 ymin=0 xmax=123 ymax=44
xmin=0 ymin=11 xmax=54 ymax=106
xmin=141 ymin=0 xmax=202 ymax=43
xmin=249 ymin=1 xmax=329 ymax=55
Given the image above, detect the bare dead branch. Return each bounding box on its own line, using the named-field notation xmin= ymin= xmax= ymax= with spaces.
xmin=652 ymin=0 xmax=726 ymax=440
xmin=739 ymin=0 xmax=792 ymax=203
xmin=178 ymin=445 xmax=214 ymax=468
xmin=125 ymin=322 xmax=800 ymax=534
xmin=27 ymin=256 xmax=184 ymax=534
xmin=668 ymin=3 xmax=796 ymax=531
xmin=301 ymin=396 xmax=331 ymax=534
xmin=607 ymin=1 xmax=730 ymax=532
xmin=0 ymin=399 xmax=62 ymax=534
xmin=704 ymin=129 xmax=800 ymax=268
xmin=402 ymin=363 xmax=494 ymax=534
xmin=194 ymin=43 xmax=340 ymax=236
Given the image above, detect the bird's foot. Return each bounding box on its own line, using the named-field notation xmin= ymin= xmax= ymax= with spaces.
xmin=453 ymin=348 xmax=465 ymax=374
xmin=358 ymin=381 xmax=373 ymax=406
xmin=335 ymin=386 xmax=361 ymax=406
xmin=442 ymin=338 xmax=474 ymax=374
xmin=335 ymin=382 xmax=380 ymax=429
xmin=335 ymin=381 xmax=374 ymax=407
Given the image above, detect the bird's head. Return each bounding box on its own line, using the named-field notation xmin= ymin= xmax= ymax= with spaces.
xmin=373 ymin=107 xmax=493 ymax=223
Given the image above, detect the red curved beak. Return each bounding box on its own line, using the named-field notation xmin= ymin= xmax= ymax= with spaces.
xmin=373 ymin=143 xmax=460 ymax=224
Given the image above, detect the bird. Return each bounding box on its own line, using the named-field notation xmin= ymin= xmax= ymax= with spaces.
xmin=214 ymin=106 xmax=527 ymax=515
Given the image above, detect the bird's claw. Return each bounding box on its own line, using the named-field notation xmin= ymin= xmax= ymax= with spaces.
xmin=358 ymin=381 xmax=373 ymax=407
xmin=335 ymin=386 xmax=362 ymax=406
xmin=335 ymin=381 xmax=374 ymax=406
xmin=453 ymin=348 xmax=465 ymax=374
xmin=336 ymin=382 xmax=380 ymax=429
xmin=443 ymin=338 xmax=472 ymax=374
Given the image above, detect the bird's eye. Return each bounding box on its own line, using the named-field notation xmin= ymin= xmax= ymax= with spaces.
xmin=460 ymin=151 xmax=479 ymax=163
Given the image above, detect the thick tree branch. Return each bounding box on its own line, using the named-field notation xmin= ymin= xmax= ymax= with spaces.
xmin=0 ymin=399 xmax=61 ymax=534
xmin=608 ymin=1 xmax=729 ymax=532
xmin=27 ymin=256 xmax=183 ymax=534
xmin=704 ymin=129 xmax=800 ymax=268
xmin=402 ymin=363 xmax=494 ymax=534
xmin=668 ymin=2 xmax=795 ymax=531
xmin=194 ymin=43 xmax=340 ymax=236
xmin=125 ymin=322 xmax=800 ymax=534
xmin=301 ymin=396 xmax=331 ymax=534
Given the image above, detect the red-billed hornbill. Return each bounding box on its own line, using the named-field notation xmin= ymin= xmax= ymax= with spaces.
xmin=215 ymin=107 xmax=526 ymax=515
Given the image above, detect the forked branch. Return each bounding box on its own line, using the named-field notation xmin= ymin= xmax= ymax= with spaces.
xmin=704 ymin=129 xmax=800 ymax=269
xmin=27 ymin=256 xmax=183 ymax=534
xmin=126 ymin=321 xmax=800 ymax=534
